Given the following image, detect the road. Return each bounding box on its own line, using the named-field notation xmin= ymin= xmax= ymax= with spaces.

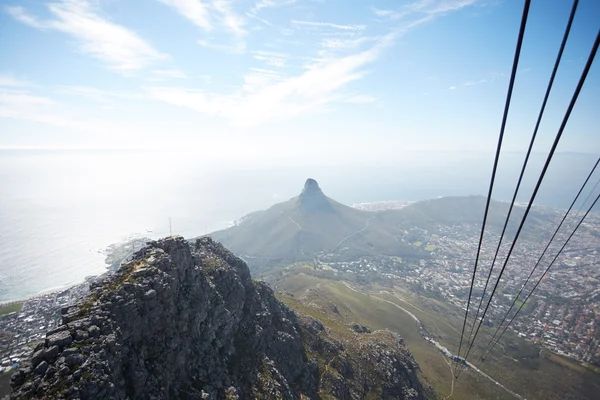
xmin=332 ymin=216 xmax=375 ymax=251
xmin=341 ymin=282 xmax=524 ymax=400
xmin=281 ymin=211 xmax=302 ymax=231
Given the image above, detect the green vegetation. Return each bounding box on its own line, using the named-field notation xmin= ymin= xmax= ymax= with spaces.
xmin=582 ymin=362 xmax=600 ymax=375
xmin=273 ymin=269 xmax=600 ymax=400
xmin=0 ymin=302 xmax=23 ymax=316
xmin=209 ymin=186 xmax=550 ymax=276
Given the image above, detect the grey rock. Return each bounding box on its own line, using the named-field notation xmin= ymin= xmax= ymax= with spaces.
xmin=46 ymin=330 xmax=73 ymax=349
xmin=65 ymin=354 xmax=85 ymax=368
xmin=88 ymin=325 xmax=101 ymax=338
xmin=62 ymin=347 xmax=79 ymax=357
xmin=34 ymin=361 xmax=48 ymax=376
xmin=349 ymin=322 xmax=371 ymax=333
xmin=45 ymin=366 xmax=56 ymax=379
xmin=44 ymin=346 xmax=60 ymax=362
xmin=9 ymin=236 xmax=429 ymax=400
xmin=31 ymin=350 xmax=45 ymax=368
xmin=143 ymin=289 xmax=157 ymax=300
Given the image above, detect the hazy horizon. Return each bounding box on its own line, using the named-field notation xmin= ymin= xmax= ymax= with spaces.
xmin=0 ymin=149 xmax=597 ymax=302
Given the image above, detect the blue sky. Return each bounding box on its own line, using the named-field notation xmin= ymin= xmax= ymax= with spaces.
xmin=0 ymin=0 xmax=598 ymax=163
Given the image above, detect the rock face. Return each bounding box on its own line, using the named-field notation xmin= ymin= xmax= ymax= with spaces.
xmin=297 ymin=179 xmax=334 ymax=213
xmin=10 ymin=237 xmax=429 ymax=399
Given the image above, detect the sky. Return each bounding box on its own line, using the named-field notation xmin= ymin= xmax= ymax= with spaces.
xmin=0 ymin=0 xmax=598 ymax=164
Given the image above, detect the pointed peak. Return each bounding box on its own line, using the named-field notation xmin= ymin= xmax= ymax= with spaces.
xmin=298 ymin=178 xmax=333 ymax=212
xmin=301 ymin=178 xmax=322 ymax=196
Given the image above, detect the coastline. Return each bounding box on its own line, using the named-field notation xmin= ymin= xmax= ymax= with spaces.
xmin=0 ymin=282 xmax=81 ymax=307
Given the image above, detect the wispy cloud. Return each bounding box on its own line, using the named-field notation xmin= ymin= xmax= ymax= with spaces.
xmin=291 ymin=20 xmax=366 ymax=31
xmin=0 ymin=87 xmax=109 ymax=131
xmin=197 ymin=39 xmax=245 ymax=53
xmin=464 ymin=78 xmax=487 ymax=86
xmin=320 ymin=37 xmax=374 ymax=52
xmin=372 ymin=8 xmax=395 ymax=18
xmin=159 ymin=0 xmax=247 ymax=50
xmin=158 ymin=0 xmax=212 ymax=30
xmin=146 ymin=34 xmax=393 ymax=125
xmin=463 ymin=71 xmax=504 ymax=86
xmin=5 ymin=6 xmax=45 ymax=28
xmin=0 ymin=74 xmax=36 ymax=88
xmin=5 ymin=1 xmax=167 ymax=72
xmin=153 ymin=69 xmax=189 ymax=79
xmin=251 ymin=0 xmax=300 ymax=15
xmin=213 ymin=0 xmax=246 ymax=39
xmin=55 ymin=86 xmax=144 ymax=102
xmin=372 ymin=0 xmax=481 ymax=21
xmin=253 ymin=50 xmax=289 ymax=68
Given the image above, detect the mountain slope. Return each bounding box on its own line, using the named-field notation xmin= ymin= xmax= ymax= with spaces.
xmin=210 ymin=179 xmax=385 ymax=259
xmin=209 ymin=180 xmax=546 ymax=267
xmin=9 ymin=237 xmax=430 ymax=400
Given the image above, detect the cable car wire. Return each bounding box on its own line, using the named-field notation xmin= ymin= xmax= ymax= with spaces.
xmin=480 ymin=190 xmax=600 ymax=362
xmin=460 ymin=27 xmax=600 ymax=370
xmin=479 ymin=156 xmax=599 ymax=362
xmin=454 ymin=0 xmax=532 ymax=371
xmin=465 ymin=0 xmax=580 ymax=352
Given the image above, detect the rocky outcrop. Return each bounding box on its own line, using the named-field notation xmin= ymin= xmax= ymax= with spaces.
xmin=297 ymin=179 xmax=335 ymax=213
xmin=10 ymin=237 xmax=429 ymax=399
xmin=299 ymin=315 xmax=431 ymax=400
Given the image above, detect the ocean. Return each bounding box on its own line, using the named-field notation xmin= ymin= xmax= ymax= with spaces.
xmin=0 ymin=150 xmax=596 ymax=302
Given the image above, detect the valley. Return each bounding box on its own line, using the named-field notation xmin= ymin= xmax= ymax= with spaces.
xmin=210 ymin=179 xmax=600 ymax=399
xmin=271 ymin=271 xmax=600 ymax=400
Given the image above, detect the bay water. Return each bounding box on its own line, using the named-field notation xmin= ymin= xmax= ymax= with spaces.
xmin=0 ymin=150 xmax=595 ymax=302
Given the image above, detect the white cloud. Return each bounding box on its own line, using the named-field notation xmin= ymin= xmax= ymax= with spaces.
xmin=251 ymin=0 xmax=300 ymax=15
xmin=5 ymin=6 xmax=45 ymax=28
xmin=0 ymin=74 xmax=36 ymax=88
xmin=6 ymin=1 xmax=168 ymax=72
xmin=373 ymin=0 xmax=480 ymax=20
xmin=153 ymin=69 xmax=189 ymax=79
xmin=0 ymin=88 xmax=109 ymax=131
xmin=372 ymin=8 xmax=395 ymax=18
xmin=291 ymin=20 xmax=366 ymax=31
xmin=158 ymin=0 xmax=212 ymax=30
xmin=253 ymin=50 xmax=289 ymax=68
xmin=245 ymin=12 xmax=273 ymax=27
xmin=449 ymin=86 xmax=456 ymax=90
xmin=198 ymin=39 xmax=245 ymax=53
xmin=320 ymin=37 xmax=374 ymax=52
xmin=159 ymin=0 xmax=247 ymax=49
xmin=55 ymin=86 xmax=144 ymax=102
xmin=465 ymin=78 xmax=487 ymax=86
xmin=146 ymin=34 xmax=392 ymax=125
xmin=212 ymin=0 xmax=246 ymax=39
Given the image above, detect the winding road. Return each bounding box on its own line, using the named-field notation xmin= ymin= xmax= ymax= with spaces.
xmin=340 ymin=282 xmax=524 ymax=399
xmin=332 ymin=216 xmax=375 ymax=251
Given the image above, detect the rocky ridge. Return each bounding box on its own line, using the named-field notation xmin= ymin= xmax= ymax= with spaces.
xmin=10 ymin=237 xmax=429 ymax=399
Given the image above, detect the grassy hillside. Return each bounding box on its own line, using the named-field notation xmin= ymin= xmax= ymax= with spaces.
xmin=273 ymin=271 xmax=600 ymax=400
xmin=208 ymin=182 xmax=549 ymax=272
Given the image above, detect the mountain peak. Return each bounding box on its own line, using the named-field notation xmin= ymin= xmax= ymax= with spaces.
xmin=301 ymin=178 xmax=323 ymax=196
xmin=298 ymin=178 xmax=333 ymax=212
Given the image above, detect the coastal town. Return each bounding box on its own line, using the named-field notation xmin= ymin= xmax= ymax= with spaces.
xmin=0 ymin=282 xmax=91 ymax=374
xmin=1 ymin=206 xmax=598 ymax=376
xmin=315 ymin=207 xmax=600 ymax=365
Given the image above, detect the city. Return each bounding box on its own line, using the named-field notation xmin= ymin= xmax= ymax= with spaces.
xmin=314 ymin=208 xmax=600 ymax=366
